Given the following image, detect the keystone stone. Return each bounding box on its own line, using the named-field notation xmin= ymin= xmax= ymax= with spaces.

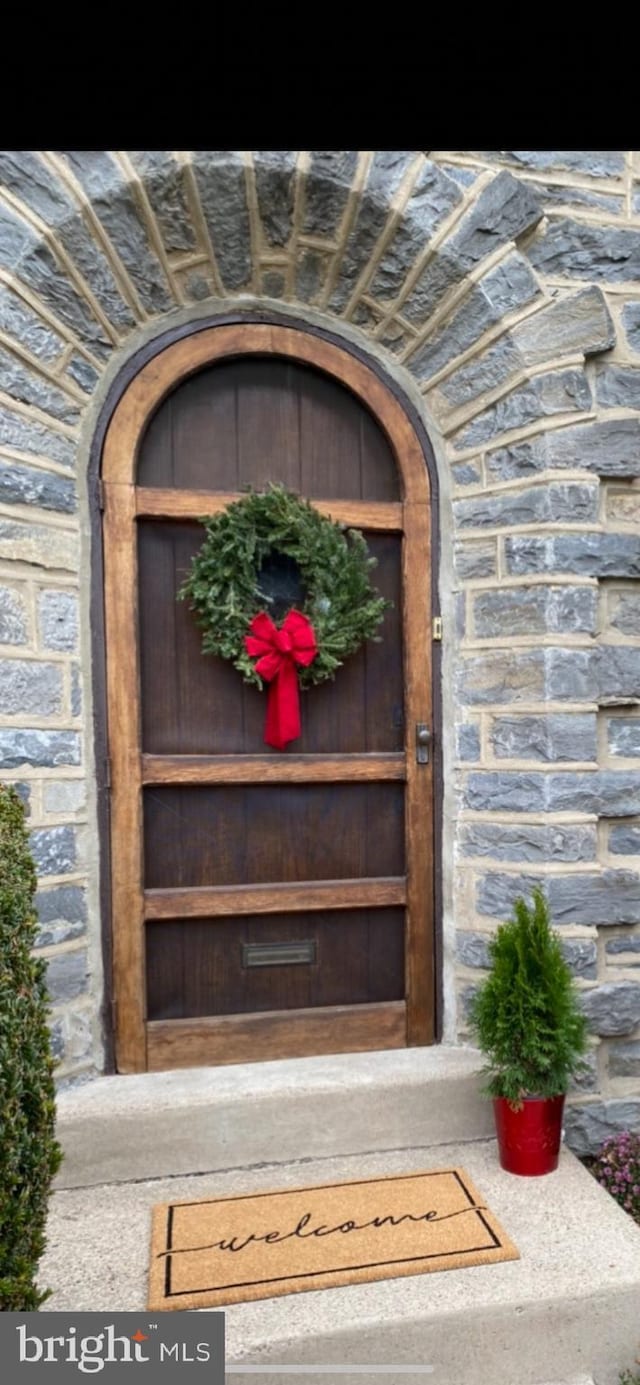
xmin=45 ymin=948 xmax=89 ymax=1005
xmin=581 ymin=982 xmax=640 ymax=1036
xmin=0 ymin=728 xmax=80 ymax=768
xmin=608 ymin=1042 xmax=640 ymax=1077
xmin=473 ymin=587 xmax=597 ymax=639
xmin=0 ymin=585 xmax=27 ymax=644
xmin=191 ymin=150 xmax=253 ymax=290
xmin=491 ymin=713 xmax=597 ymax=763
xmin=29 ymin=825 xmax=77 ymax=876
xmin=38 ymin=589 xmax=78 ymax=651
xmin=528 ymin=217 xmax=640 ymax=285
xmin=608 ymin=719 xmax=640 ymax=757
xmin=459 ymin=821 xmax=597 ymax=863
xmin=253 ymin=150 xmax=297 ymax=248
xmin=610 ymin=826 xmax=640 ymax=855
xmin=0 ymin=659 xmax=62 ymax=715
xmin=304 ymin=151 xmax=358 ymax=239
xmin=451 ymin=369 xmax=591 ymax=452
xmin=564 ymin=1099 xmax=640 ymax=1155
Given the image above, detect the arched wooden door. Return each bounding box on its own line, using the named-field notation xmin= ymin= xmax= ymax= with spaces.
xmin=102 ymin=325 xmax=435 ymax=1073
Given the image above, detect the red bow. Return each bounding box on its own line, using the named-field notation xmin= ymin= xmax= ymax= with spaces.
xmin=244 ymin=610 xmax=318 ymax=750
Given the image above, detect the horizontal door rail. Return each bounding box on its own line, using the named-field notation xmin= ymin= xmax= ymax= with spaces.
xmin=141 ymin=753 xmax=406 ymax=785
xmin=144 ymin=876 xmax=407 ymax=920
xmin=147 ymin=1001 xmax=407 ymax=1070
xmin=134 ymin=488 xmax=404 ymax=531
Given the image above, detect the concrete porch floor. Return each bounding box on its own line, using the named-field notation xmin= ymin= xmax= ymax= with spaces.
xmin=41 ymin=1131 xmax=640 ymax=1385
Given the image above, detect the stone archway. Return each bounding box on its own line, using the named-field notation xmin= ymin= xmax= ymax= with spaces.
xmin=0 ymin=152 xmax=638 ymax=1146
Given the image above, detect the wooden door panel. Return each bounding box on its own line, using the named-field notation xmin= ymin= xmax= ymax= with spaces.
xmin=146 ymin=909 xmax=406 ymax=1019
xmin=102 ymin=324 xmax=434 ymax=1072
xmin=143 ymin=783 xmax=405 ymax=887
xmin=138 ymin=522 xmax=403 ymax=756
xmin=137 ymin=359 xmax=401 ymax=501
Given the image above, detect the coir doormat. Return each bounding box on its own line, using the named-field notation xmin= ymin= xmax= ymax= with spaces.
xmin=148 ymin=1167 xmax=519 ymax=1311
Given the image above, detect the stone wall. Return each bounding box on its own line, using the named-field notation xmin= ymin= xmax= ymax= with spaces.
xmin=0 ymin=150 xmax=638 ymax=1150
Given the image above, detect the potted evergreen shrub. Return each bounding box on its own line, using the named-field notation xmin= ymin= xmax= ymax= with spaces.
xmin=469 ymin=886 xmax=588 ymax=1176
xmin=0 ymin=784 xmax=61 ymax=1308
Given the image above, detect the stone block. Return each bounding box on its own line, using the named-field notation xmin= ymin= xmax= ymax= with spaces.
xmin=329 ymin=151 xmax=416 ymax=311
xmin=38 ymin=589 xmax=78 ymax=651
xmin=0 ymin=404 xmax=75 ymax=468
xmin=452 ymin=461 xmax=482 ymax=486
xmin=66 ymin=354 xmax=99 ymax=394
xmin=544 ymin=648 xmax=595 ymax=703
xmin=191 ymin=150 xmax=252 ymax=290
xmin=549 ymin=871 xmax=640 ymax=927
xmin=476 ymin=871 xmax=542 ymax=918
xmin=564 ymin=1098 xmax=640 ymax=1155
xmin=597 ymin=647 xmax=640 ymax=705
xmin=30 ymin=825 xmax=77 ymax=876
xmin=458 ymin=648 xmax=545 ymax=705
xmin=470 ymin=151 xmax=626 ymax=178
xmin=459 ymin=821 xmax=597 ymax=863
xmin=455 ymin=482 xmax=598 ymax=530
xmin=474 ymin=586 xmax=597 ymax=639
xmin=0 ymin=459 xmax=76 ymax=513
xmin=505 ymin=532 xmax=640 ymax=578
xmin=464 ymin=772 xmax=546 ymax=812
xmin=59 ymin=151 xmax=171 ymax=314
xmin=456 ymin=931 xmax=491 ymax=968
xmin=0 ymin=348 xmax=80 ymax=424
xmin=367 ymin=162 xmax=462 ymax=305
xmin=609 ymin=591 xmax=640 ymax=636
xmin=0 ymin=659 xmax=62 ymax=715
xmin=581 ymin=982 xmax=640 ymax=1036
xmin=548 ymin=419 xmax=640 ymax=478
xmin=407 ymin=252 xmax=539 ymax=381
xmin=0 ymin=519 xmax=78 ymax=571
xmin=622 ymin=302 xmax=640 ymax=355
xmin=548 ymin=772 xmax=640 ymax=816
xmin=605 ymin=935 xmax=640 ymax=962
xmin=485 ymin=438 xmax=547 ymax=482
xmin=606 ymin=490 xmax=640 ymax=527
xmin=456 ymin=723 xmax=480 ymax=761
xmin=0 ymin=585 xmax=28 ymax=644
xmin=0 ymin=202 xmax=111 ymax=357
xmin=304 ymin=151 xmax=358 ymax=239
xmin=608 ymin=718 xmax=640 ymax=757
xmin=49 ymin=1007 xmax=93 ymax=1067
xmin=43 ymin=779 xmax=86 ymax=815
xmin=528 ymin=217 xmax=640 ymax=284
xmin=252 ymin=150 xmax=297 ymax=248
xmin=596 ymin=363 xmax=640 ymax=411
xmin=610 ymin=826 xmax=640 ymax=855
xmin=491 ymin=713 xmax=597 ymax=762
xmin=0 ymin=283 xmax=65 ymax=363
xmin=35 ymin=882 xmax=87 ymax=927
xmin=45 ymin=948 xmax=89 ymax=1005
xmin=71 ymin=663 xmax=82 ymax=716
xmin=513 ymin=284 xmax=615 ymax=360
xmin=129 ymin=149 xmax=197 ymax=253
xmin=559 ymin=938 xmax=598 ymax=979
xmin=451 ymin=369 xmax=591 ymax=452
xmin=0 ymin=729 xmax=80 ymax=768
xmin=454 ymin=540 xmax=497 ymax=579
xmin=608 ymin=1041 xmax=640 ymax=1077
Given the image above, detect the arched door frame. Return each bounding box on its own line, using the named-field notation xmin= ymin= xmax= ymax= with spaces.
xmin=96 ymin=317 xmax=442 ymax=1073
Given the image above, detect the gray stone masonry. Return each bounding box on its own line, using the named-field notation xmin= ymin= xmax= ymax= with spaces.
xmin=0 ymin=149 xmax=636 ymax=1138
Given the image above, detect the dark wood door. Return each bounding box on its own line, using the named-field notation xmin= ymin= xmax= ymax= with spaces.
xmin=102 ymin=325 xmax=434 ymax=1073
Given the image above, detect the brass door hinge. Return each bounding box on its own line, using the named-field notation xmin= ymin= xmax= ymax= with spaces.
xmin=432 ymin=616 xmax=442 ymax=641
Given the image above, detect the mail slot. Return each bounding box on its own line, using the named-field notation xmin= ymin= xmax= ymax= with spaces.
xmin=242 ymin=940 xmax=317 ymax=968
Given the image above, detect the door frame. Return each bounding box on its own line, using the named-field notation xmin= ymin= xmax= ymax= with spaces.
xmin=92 ymin=314 xmax=443 ymax=1072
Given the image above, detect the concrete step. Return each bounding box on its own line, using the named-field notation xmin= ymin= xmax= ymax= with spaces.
xmin=54 ymin=1046 xmax=494 ymax=1188
xmin=41 ymin=1134 xmax=640 ymax=1385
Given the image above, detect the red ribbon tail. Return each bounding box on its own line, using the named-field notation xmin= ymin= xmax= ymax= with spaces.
xmin=264 ymin=661 xmax=301 ymax=751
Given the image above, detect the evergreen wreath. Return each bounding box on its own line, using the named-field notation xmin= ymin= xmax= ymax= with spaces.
xmin=179 ymin=484 xmax=388 ymax=690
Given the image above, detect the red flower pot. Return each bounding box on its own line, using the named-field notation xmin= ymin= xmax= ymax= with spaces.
xmin=493 ymin=1094 xmax=565 ymax=1176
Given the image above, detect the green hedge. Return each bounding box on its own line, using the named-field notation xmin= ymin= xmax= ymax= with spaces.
xmin=0 ymin=783 xmax=61 ymax=1309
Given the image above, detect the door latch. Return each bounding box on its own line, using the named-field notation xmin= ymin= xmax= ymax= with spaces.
xmin=416 ymin=722 xmax=431 ymax=764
